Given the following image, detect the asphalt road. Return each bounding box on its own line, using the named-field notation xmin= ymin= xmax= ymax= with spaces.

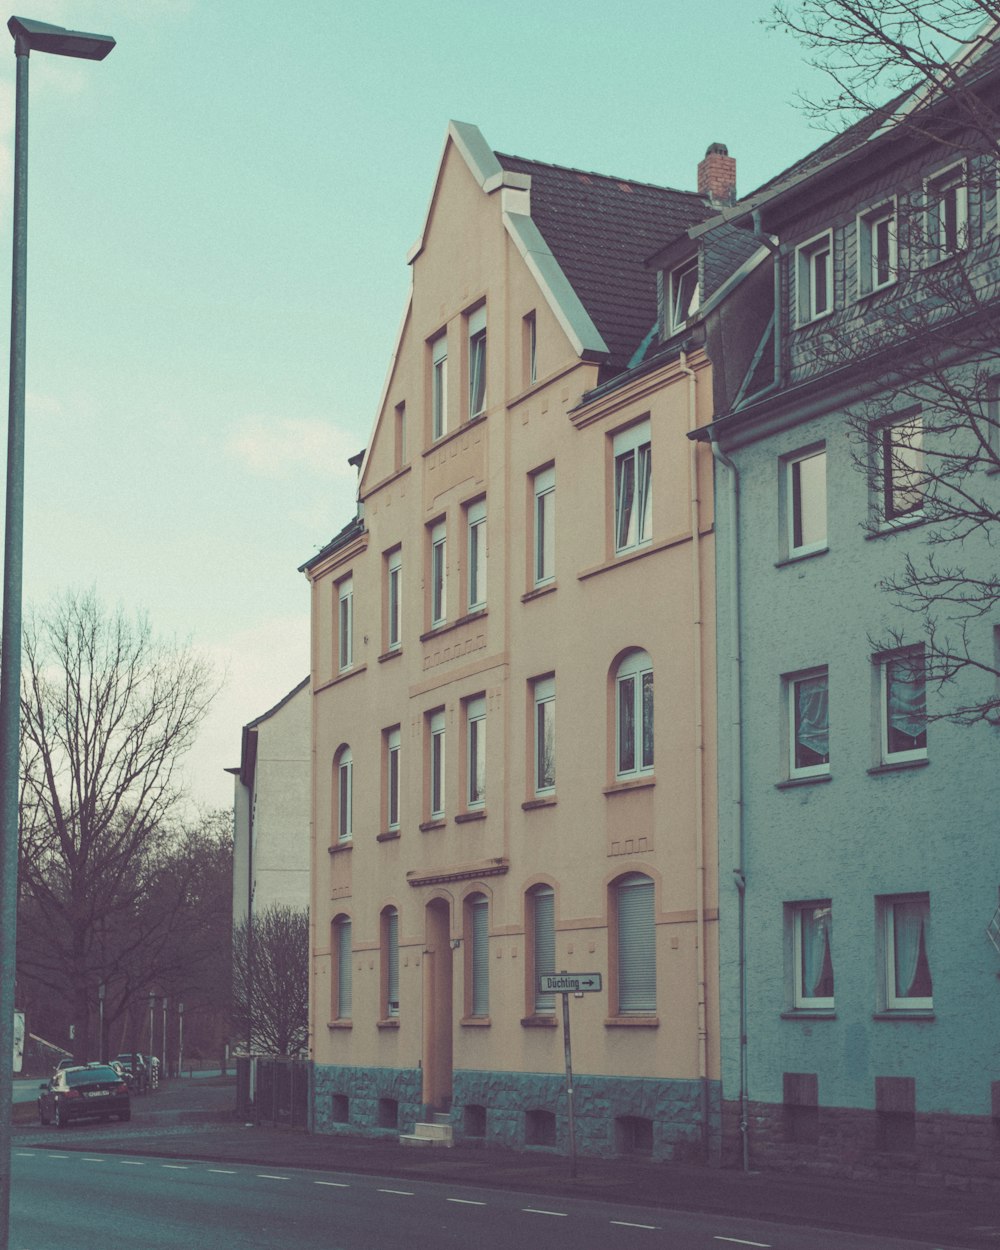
xmin=8 ymin=1146 xmax=965 ymax=1250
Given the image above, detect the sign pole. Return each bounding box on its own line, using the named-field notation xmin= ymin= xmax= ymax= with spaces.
xmin=559 ymin=971 xmax=577 ymax=1178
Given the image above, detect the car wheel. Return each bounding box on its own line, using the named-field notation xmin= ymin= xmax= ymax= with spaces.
xmin=38 ymin=1100 xmax=48 ymax=1126
xmin=54 ymin=1102 xmax=66 ymax=1129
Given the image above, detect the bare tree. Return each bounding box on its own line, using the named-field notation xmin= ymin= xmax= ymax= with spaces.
xmin=771 ymin=2 xmax=1000 ymax=727
xmin=15 ymin=590 xmax=216 ymax=1060
xmin=231 ymin=905 xmax=309 ymax=1057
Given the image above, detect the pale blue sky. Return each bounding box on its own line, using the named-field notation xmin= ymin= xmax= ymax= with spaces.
xmin=0 ymin=0 xmax=837 ymax=812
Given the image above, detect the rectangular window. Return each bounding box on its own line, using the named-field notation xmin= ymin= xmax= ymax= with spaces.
xmin=335 ymin=918 xmax=352 ymax=1020
xmin=796 ymin=231 xmax=833 ymax=323
xmin=430 ymin=520 xmax=447 ymax=628
xmin=668 ymin=258 xmax=699 ymax=333
xmin=468 ymin=305 xmax=487 ymax=419
xmin=386 ymin=727 xmax=400 ymax=831
xmin=531 ymin=887 xmax=556 ymax=1013
xmin=613 ymin=421 xmax=652 ymax=555
xmin=429 ymin=709 xmax=445 ymax=820
xmin=858 ymin=201 xmax=897 ymax=296
xmin=532 ymin=676 xmax=555 ymax=795
xmin=468 ymin=895 xmax=489 ymax=1017
xmin=386 ymin=548 xmax=401 ymax=652
xmin=788 ymin=669 xmax=830 ymax=778
xmin=337 ymin=576 xmax=353 ymax=672
xmin=532 ymin=467 xmax=555 ymax=587
xmin=617 ymin=874 xmax=656 ymax=1014
xmin=337 ymin=750 xmax=353 ymax=843
xmin=791 ymin=903 xmax=834 ymax=1009
xmin=394 ymin=401 xmax=406 ymax=469
xmin=524 ymin=311 xmax=537 ymax=386
xmin=466 ymin=499 xmax=486 ymax=611
xmin=927 ymin=165 xmax=968 ymax=259
xmin=431 ymin=333 xmax=448 ymax=440
xmin=881 ymin=415 xmax=923 ymax=522
xmin=465 ymin=695 xmax=486 ymax=809
xmin=787 ymin=447 xmax=827 ymax=556
xmin=880 ymin=650 xmax=927 ymax=762
xmin=882 ymin=894 xmax=933 ymax=1010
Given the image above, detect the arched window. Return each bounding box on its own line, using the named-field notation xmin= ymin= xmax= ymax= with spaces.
xmin=615 ymin=651 xmax=653 ymax=779
xmin=332 ymin=915 xmax=352 ymax=1021
xmin=615 ymin=874 xmax=656 ymax=1015
xmin=528 ymin=885 xmax=556 ymax=1015
xmin=382 ymin=906 xmax=399 ymax=1018
xmin=465 ymin=893 xmax=489 ymax=1018
xmin=335 ymin=747 xmax=353 ymax=842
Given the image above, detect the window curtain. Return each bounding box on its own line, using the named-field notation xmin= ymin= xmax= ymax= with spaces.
xmin=801 ymin=906 xmax=834 ymax=999
xmin=894 ymin=900 xmax=932 ymax=999
xmin=796 ymin=675 xmax=829 ymax=763
xmin=887 ymin=657 xmax=926 ymax=745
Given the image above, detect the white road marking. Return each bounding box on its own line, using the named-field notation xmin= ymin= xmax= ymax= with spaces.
xmin=257 ymin=1174 xmax=289 ymax=1181
xmin=45 ymin=1155 xmax=68 ymax=1159
xmin=119 ymin=1161 xmax=145 ymax=1166
xmin=378 ymin=1188 xmax=413 ymax=1196
xmin=611 ymin=1221 xmax=658 ymax=1229
xmin=447 ymin=1199 xmax=487 ymax=1206
xmin=315 ymin=1181 xmax=350 ymax=1188
xmin=81 ymin=1158 xmax=104 ymax=1163
xmin=15 ymin=1152 xmax=34 ymax=1157
xmin=523 ymin=1209 xmax=567 ymax=1217
xmin=714 ymin=1238 xmax=772 ymax=1248
xmin=209 ymin=1169 xmax=237 ymax=1174
xmin=162 ymin=1164 xmax=189 ymax=1170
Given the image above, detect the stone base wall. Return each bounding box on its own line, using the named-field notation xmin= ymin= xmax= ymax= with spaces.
xmin=720 ymin=1098 xmax=1000 ymax=1194
xmin=312 ymin=1062 xmax=721 ymax=1162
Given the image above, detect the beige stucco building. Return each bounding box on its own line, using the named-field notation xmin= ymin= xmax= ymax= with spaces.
xmin=303 ymin=122 xmax=723 ymax=1158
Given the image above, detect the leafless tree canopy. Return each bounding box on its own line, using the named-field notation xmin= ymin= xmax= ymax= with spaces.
xmin=15 ymin=590 xmax=218 ymax=1059
xmin=232 ymin=905 xmax=309 ymax=1058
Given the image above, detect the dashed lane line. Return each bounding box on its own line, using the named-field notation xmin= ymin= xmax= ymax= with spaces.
xmin=447 ymin=1199 xmax=487 ymax=1206
xmin=257 ymin=1174 xmax=290 ymax=1181
xmin=610 ymin=1221 xmax=658 ymax=1230
xmin=377 ymin=1188 xmax=414 ymax=1196
xmin=714 ymin=1238 xmax=772 ymax=1248
xmin=522 ymin=1209 xmax=568 ymax=1217
xmin=315 ymin=1181 xmax=349 ymax=1188
xmin=119 ymin=1161 xmax=145 ymax=1166
xmin=161 ymin=1164 xmax=189 ymax=1170
xmin=209 ymin=1169 xmax=237 ymax=1174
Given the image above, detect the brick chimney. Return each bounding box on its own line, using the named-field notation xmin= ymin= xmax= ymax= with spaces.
xmin=698 ymin=142 xmax=736 ymax=206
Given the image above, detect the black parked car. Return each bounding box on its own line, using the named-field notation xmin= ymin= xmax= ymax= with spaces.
xmin=38 ymin=1064 xmax=131 ymax=1127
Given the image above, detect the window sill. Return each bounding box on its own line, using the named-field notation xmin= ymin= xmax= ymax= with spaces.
xmin=521 ymin=582 xmax=557 ymax=604
xmin=605 ymin=1015 xmax=659 ymax=1028
xmin=865 ymin=514 xmax=927 ymax=540
xmin=456 ymin=810 xmax=486 ymax=824
xmin=315 ymin=664 xmax=368 ymax=694
xmin=872 ymin=1011 xmax=935 ymax=1022
xmin=424 ymin=412 xmax=487 ymax=456
xmin=867 ymin=758 xmax=929 ymax=776
xmin=420 ymin=609 xmax=487 ymax=644
xmin=327 ymin=1020 xmax=352 ymax=1030
xmin=855 ymin=277 xmax=897 ymax=303
xmin=781 ymin=1010 xmax=836 ymax=1020
xmin=376 ymin=1018 xmax=400 ymax=1031
xmin=522 ymin=796 xmax=557 ymax=811
xmin=775 ymin=774 xmax=832 ymax=790
xmin=376 ymin=830 xmax=401 ymax=843
xmin=328 ymin=841 xmax=353 ymax=855
xmin=775 ymin=546 xmax=829 ymax=568
xmin=378 ymin=647 xmax=403 ymax=664
xmin=579 ymin=533 xmax=690 ymax=583
xmin=460 ymin=1016 xmax=491 ymax=1028
xmin=793 ymin=308 xmax=834 ymax=331
xmin=603 ymin=777 xmax=654 ymax=796
xmin=520 ymin=1015 xmax=558 ymax=1028
xmin=419 ymin=819 xmax=446 ymax=833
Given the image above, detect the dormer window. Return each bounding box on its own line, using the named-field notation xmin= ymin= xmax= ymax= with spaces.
xmin=926 ymin=163 xmax=967 ymax=260
xmin=857 ymin=200 xmax=896 ymax=297
xmin=796 ymin=231 xmax=833 ymax=324
xmin=668 ymin=259 xmax=699 ymax=333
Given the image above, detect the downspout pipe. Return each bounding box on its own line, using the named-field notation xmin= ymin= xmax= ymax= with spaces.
xmin=707 ymin=428 xmax=748 ymax=1173
xmin=679 ymin=352 xmax=710 ymax=1161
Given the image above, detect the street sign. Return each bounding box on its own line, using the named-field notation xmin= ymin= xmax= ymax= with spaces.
xmin=538 ymin=972 xmax=602 ymax=994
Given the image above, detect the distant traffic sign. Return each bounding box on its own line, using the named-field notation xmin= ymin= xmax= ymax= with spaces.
xmin=538 ymin=973 xmax=602 ymax=994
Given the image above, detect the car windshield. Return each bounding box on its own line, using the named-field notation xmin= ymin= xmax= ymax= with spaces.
xmin=65 ymin=1066 xmax=119 ymax=1085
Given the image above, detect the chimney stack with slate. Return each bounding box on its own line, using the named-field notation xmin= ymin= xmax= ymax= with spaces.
xmin=698 ymin=142 xmax=736 ymax=206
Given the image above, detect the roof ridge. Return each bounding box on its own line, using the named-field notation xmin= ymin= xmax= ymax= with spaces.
xmin=494 ymin=150 xmax=707 ymax=201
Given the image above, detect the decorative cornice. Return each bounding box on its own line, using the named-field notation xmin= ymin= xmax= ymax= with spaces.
xmin=406 ymin=857 xmax=509 ymax=887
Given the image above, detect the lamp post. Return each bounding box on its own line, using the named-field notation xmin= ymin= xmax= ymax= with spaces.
xmin=161 ymin=995 xmax=168 ymax=1079
xmin=0 ymin=19 xmax=114 ymax=1247
xmin=97 ymin=982 xmax=105 ymax=1064
xmin=177 ymin=1001 xmax=184 ymax=1077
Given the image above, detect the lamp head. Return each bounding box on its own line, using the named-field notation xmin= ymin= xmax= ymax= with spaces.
xmin=8 ymin=16 xmax=115 ymax=60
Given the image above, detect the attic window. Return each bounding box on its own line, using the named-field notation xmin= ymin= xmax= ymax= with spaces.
xmin=668 ymin=260 xmax=699 ymax=334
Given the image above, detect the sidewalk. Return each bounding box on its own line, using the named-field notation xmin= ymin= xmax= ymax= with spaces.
xmin=15 ymin=1076 xmax=1000 ymax=1249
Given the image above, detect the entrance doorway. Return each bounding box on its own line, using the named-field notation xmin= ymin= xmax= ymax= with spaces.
xmin=422 ymin=897 xmax=453 ymax=1111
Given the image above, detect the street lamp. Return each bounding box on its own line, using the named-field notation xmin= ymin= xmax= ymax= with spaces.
xmin=161 ymin=995 xmax=168 ymax=1079
xmin=97 ymin=982 xmax=105 ymax=1064
xmin=177 ymin=1001 xmax=184 ymax=1077
xmin=0 ymin=17 xmax=114 ymax=1249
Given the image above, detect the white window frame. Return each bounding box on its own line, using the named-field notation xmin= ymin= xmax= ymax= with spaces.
xmin=787 ymin=667 xmax=830 ymax=779
xmin=613 ymin=420 xmax=652 ymax=555
xmin=337 ymin=576 xmax=353 ymax=672
xmin=468 ymin=305 xmax=487 ymax=419
xmin=879 ymin=649 xmax=927 ymax=764
xmin=880 ymin=413 xmax=924 ymax=524
xmin=790 ymin=902 xmax=834 ymax=1010
xmin=615 ymin=650 xmax=653 ymax=780
xmin=386 ymin=548 xmax=401 ymax=652
xmin=882 ymin=894 xmax=933 ymax=1010
xmin=430 ymin=520 xmax=447 ymax=628
xmin=336 ymin=747 xmax=353 ymax=843
xmin=525 ymin=310 xmax=537 ymax=385
xmin=532 ymin=676 xmax=555 ymax=796
xmin=795 ymin=230 xmax=833 ymax=324
xmin=386 ymin=726 xmax=400 ymax=831
xmin=785 ymin=445 xmax=827 ymax=557
xmin=925 ymin=162 xmax=968 ymax=261
xmin=668 ymin=257 xmax=699 ymax=333
xmin=532 ymin=466 xmax=555 ymax=587
xmin=857 ymin=199 xmax=897 ymax=297
xmin=431 ymin=332 xmax=448 ymax=440
xmin=466 ymin=499 xmax=486 ymax=612
xmin=465 ymin=695 xmax=486 ymax=809
xmin=429 ymin=709 xmax=445 ymax=820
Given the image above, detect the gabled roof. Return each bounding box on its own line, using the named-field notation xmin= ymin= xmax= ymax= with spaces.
xmin=496 ymin=152 xmax=715 ymax=372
